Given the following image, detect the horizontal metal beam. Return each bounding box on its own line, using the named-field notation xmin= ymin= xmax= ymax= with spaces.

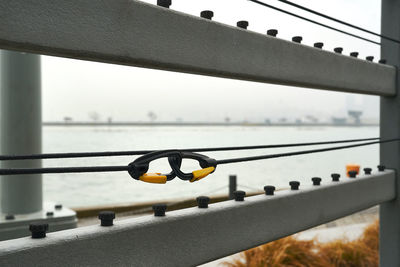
xmin=0 ymin=0 xmax=396 ymax=96
xmin=0 ymin=170 xmax=395 ymax=266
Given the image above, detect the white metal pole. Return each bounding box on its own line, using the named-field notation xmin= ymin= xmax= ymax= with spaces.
xmin=0 ymin=50 xmax=42 ymax=214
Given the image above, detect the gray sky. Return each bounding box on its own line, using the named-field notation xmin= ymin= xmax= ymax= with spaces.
xmin=42 ymin=0 xmax=381 ymax=122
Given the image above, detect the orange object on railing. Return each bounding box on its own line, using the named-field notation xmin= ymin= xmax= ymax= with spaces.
xmin=346 ymin=164 xmax=360 ymax=177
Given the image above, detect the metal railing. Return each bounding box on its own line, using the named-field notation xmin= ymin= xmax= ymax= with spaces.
xmin=0 ymin=0 xmax=396 ymax=95
xmin=0 ymin=171 xmax=394 ymax=266
xmin=0 ymin=0 xmax=399 ymax=266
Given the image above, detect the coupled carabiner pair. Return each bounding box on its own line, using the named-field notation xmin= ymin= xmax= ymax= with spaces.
xmin=127 ymin=150 xmax=217 ymax=184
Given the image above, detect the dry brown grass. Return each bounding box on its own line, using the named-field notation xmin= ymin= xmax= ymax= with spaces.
xmin=223 ymin=220 xmax=379 ymax=267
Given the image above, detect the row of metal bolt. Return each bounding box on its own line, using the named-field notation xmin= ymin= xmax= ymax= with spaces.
xmin=156 ymin=0 xmax=386 ymax=64
xmin=27 ymin=165 xmax=385 ymax=239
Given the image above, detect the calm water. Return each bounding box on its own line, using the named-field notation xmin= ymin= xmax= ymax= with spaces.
xmin=42 ymin=126 xmax=379 ymax=208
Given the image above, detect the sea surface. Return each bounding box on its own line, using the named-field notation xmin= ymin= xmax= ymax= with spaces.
xmin=42 ymin=126 xmax=379 ymax=208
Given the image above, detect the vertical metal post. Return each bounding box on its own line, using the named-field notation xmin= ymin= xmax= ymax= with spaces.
xmin=380 ymin=1 xmax=400 ymax=266
xmin=229 ymin=175 xmax=237 ymax=199
xmin=0 ymin=50 xmax=42 ymax=214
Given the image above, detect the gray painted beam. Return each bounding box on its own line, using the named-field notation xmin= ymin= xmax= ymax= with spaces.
xmin=0 ymin=0 xmax=395 ymax=96
xmin=379 ymin=1 xmax=400 ymax=266
xmin=0 ymin=171 xmax=395 ymax=267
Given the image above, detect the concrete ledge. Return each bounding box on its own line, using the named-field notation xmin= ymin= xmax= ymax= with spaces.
xmin=0 ymin=0 xmax=396 ymax=95
xmin=0 ymin=171 xmax=394 ymax=266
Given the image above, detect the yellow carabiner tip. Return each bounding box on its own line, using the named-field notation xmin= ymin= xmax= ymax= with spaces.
xmin=139 ymin=173 xmax=167 ymax=184
xmin=190 ymin=167 xmax=215 ymax=183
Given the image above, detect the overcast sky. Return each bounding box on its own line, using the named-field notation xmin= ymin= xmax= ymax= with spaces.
xmin=42 ymin=0 xmax=381 ymax=122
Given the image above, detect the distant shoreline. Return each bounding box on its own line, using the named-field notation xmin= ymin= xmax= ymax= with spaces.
xmin=43 ymin=122 xmax=379 ymax=127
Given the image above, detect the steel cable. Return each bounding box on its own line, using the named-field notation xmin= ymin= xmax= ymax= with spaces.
xmin=275 ymin=0 xmax=400 ymax=45
xmin=216 ymin=138 xmax=398 ymax=164
xmin=247 ymin=0 xmax=380 ymax=45
xmin=0 ymin=137 xmax=379 ymax=160
xmin=0 ymin=138 xmax=396 ymax=176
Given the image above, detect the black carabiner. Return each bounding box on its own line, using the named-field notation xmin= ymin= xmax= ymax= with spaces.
xmin=128 ymin=150 xmax=217 ymax=183
xmin=168 ymin=152 xmax=217 ymax=182
xmin=128 ymin=150 xmax=182 ymax=184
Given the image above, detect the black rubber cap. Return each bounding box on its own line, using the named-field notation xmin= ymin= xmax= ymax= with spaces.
xmin=157 ymin=0 xmax=171 ymax=8
xmin=292 ymin=36 xmax=302 ymax=43
xmin=314 ymin=42 xmax=324 ymax=49
xmin=237 ymin=21 xmax=249 ymax=29
xmin=311 ymin=177 xmax=322 ymax=186
xmin=264 ymin=185 xmax=276 ymax=195
xmin=200 ymin=10 xmax=214 ymax=20
xmin=196 ymin=196 xmax=210 ymax=208
xmin=5 ymin=214 xmax=15 ymax=220
xmin=378 ymin=165 xmax=386 ymax=172
xmin=331 ymin=173 xmax=340 ymax=181
xmin=29 ymin=223 xmax=49 ymax=239
xmin=363 ymin=167 xmax=372 ymax=175
xmin=350 ymin=52 xmax=359 ymax=58
xmin=289 ymin=181 xmax=300 ymax=190
xmin=153 ymin=204 xmax=167 ymax=216
xmin=55 ymin=204 xmax=62 ymax=210
xmin=379 ymin=59 xmax=387 ymax=64
xmin=46 ymin=211 xmax=54 ymax=217
xmin=267 ymin=29 xmax=278 ymax=37
xmin=233 ymin=190 xmax=246 ymax=201
xmin=334 ymin=47 xmax=343 ymax=54
xmin=366 ymin=56 xmax=374 ymax=62
xmin=348 ymin=170 xmax=357 ymax=178
xmin=98 ymin=211 xmax=115 ymax=226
